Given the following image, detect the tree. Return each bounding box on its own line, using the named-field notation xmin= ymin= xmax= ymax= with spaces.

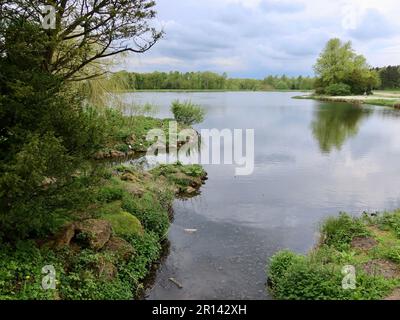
xmin=0 ymin=1 xmax=162 ymax=238
xmin=314 ymin=38 xmax=380 ymax=95
xmin=0 ymin=0 xmax=163 ymax=81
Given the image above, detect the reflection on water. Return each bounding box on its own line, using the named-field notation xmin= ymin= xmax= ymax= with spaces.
xmin=120 ymin=92 xmax=400 ymax=300
xmin=311 ymin=103 xmax=372 ymax=153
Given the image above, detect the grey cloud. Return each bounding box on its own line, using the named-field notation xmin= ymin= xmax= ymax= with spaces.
xmin=123 ymin=0 xmax=400 ymax=77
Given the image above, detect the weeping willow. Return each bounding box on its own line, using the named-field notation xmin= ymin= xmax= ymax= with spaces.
xmin=60 ymin=40 xmax=157 ymax=116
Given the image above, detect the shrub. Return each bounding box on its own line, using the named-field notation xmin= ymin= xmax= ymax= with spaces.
xmin=171 ymin=100 xmax=206 ymax=125
xmin=181 ymin=164 xmax=205 ymax=177
xmin=268 ymin=250 xmax=304 ymax=287
xmin=325 ymin=83 xmax=352 ymax=96
xmin=321 ymin=213 xmax=370 ymax=251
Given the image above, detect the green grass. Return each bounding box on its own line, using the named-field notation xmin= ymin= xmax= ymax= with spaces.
xmin=267 ymin=212 xmax=400 ymax=300
xmin=364 ymin=99 xmax=400 ymax=107
xmin=293 ymin=94 xmax=400 ymax=108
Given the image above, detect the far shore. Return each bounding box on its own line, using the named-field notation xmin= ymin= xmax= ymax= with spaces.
xmin=115 ymin=89 xmax=314 ymax=93
xmin=293 ymin=90 xmax=400 ymax=108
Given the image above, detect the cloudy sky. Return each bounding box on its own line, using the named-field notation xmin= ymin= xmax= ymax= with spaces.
xmin=120 ymin=0 xmax=400 ymax=78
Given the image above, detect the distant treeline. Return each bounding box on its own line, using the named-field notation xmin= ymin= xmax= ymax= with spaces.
xmin=110 ymin=71 xmax=316 ymax=91
xmin=373 ymin=66 xmax=400 ymax=90
xmin=111 ymin=67 xmax=400 ymax=92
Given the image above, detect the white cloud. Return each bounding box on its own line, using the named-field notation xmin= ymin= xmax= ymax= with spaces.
xmin=121 ymin=0 xmax=400 ymax=77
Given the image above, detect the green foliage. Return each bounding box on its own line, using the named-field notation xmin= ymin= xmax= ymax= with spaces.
xmin=0 ymin=241 xmax=61 ymax=300
xmin=171 ymin=100 xmax=206 ymax=125
xmin=268 ymin=250 xmax=303 ymax=287
xmin=118 ymin=231 xmax=161 ymax=293
xmin=325 ymin=83 xmax=352 ymax=96
xmin=102 ymin=211 xmax=143 ymax=237
xmin=375 ymin=211 xmax=400 ymax=237
xmin=112 ymin=70 xmax=315 ymax=91
xmin=0 ymin=21 xmax=109 ymax=239
xmin=321 ymin=213 xmax=370 ymax=250
xmin=97 ymin=184 xmax=125 ymax=203
xmin=181 ymin=164 xmax=205 ymax=177
xmin=374 ymin=66 xmax=400 ymax=90
xmin=0 ymin=231 xmax=162 ymax=300
xmin=267 ymin=211 xmax=400 ymax=300
xmin=268 ymin=253 xmax=392 ymax=300
xmin=314 ymin=38 xmax=380 ymax=95
xmin=122 ymin=192 xmax=169 ymax=239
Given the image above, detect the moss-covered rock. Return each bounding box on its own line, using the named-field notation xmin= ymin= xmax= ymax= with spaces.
xmin=101 ymin=211 xmax=144 ymax=237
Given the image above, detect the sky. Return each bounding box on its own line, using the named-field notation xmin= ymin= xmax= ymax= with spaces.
xmin=119 ymin=0 xmax=400 ymax=78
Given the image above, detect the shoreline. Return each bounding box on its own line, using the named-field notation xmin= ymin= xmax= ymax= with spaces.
xmin=293 ymin=94 xmax=400 ymax=108
xmin=0 ymin=108 xmax=207 ymax=300
xmin=115 ymin=89 xmax=313 ymax=93
xmin=267 ymin=210 xmax=400 ymax=300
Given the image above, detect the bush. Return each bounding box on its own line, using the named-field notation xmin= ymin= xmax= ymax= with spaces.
xmin=171 ymin=100 xmax=206 ymax=125
xmin=321 ymin=213 xmax=370 ymax=251
xmin=325 ymin=83 xmax=352 ymax=96
xmin=268 ymin=250 xmax=303 ymax=287
xmin=268 ymin=250 xmax=392 ymax=300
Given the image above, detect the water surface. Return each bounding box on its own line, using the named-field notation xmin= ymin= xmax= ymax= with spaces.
xmin=124 ymin=92 xmax=400 ymax=299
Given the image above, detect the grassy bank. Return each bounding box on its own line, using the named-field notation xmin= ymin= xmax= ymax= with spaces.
xmin=0 ymin=161 xmax=206 ymax=300
xmin=267 ymin=211 xmax=400 ymax=300
xmin=0 ymin=104 xmax=207 ymax=300
xmin=293 ymin=93 xmax=400 ymax=108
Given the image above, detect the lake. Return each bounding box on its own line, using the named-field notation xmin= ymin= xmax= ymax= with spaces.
xmin=124 ymin=91 xmax=400 ymax=299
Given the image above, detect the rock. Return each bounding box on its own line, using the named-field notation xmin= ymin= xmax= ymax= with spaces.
xmin=384 ymin=287 xmax=400 ymax=300
xmin=126 ymin=184 xmax=145 ymax=197
xmin=351 ymin=236 xmax=378 ymax=251
xmin=362 ymin=259 xmax=400 ymax=279
xmin=75 ymin=219 xmax=112 ymax=250
xmin=94 ymin=151 xmax=109 ymax=160
xmin=102 ymin=212 xmax=144 ymax=237
xmin=54 ymin=223 xmax=76 ymax=249
xmin=104 ymin=236 xmax=135 ymax=260
xmin=121 ymin=172 xmax=139 ymax=182
xmin=110 ymin=150 xmax=125 ymax=158
xmin=394 ymin=103 xmax=400 ymax=109
xmin=186 ymin=186 xmax=197 ymax=194
xmin=126 ymin=133 xmax=136 ymax=145
xmin=96 ymin=256 xmax=117 ymax=280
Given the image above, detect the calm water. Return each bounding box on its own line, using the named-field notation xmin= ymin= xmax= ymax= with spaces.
xmin=125 ymin=92 xmax=400 ymax=300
